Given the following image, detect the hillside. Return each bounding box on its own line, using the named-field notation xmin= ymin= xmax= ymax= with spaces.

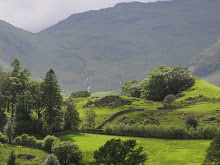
xmin=189 ymin=38 xmax=220 ymax=86
xmin=73 ymin=79 xmax=220 ymax=129
xmin=1 ymin=0 xmax=220 ymax=93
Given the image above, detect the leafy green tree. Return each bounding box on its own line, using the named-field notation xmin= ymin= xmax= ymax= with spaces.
xmin=82 ymin=106 xmax=96 ymax=130
xmin=203 ymin=134 xmax=220 ymax=165
xmin=140 ymin=65 xmax=194 ymax=101
xmin=28 ymin=80 xmax=44 ymax=120
xmin=7 ymin=151 xmax=16 ymax=165
xmin=71 ymin=91 xmax=91 ymax=98
xmin=121 ymin=79 xmax=141 ymax=98
xmin=4 ymin=119 xmax=14 ymax=144
xmin=42 ymin=69 xmax=63 ymax=125
xmin=52 ymin=141 xmax=82 ymax=165
xmin=93 ymin=139 xmax=147 ymax=165
xmin=42 ymin=154 xmax=60 ymax=165
xmin=10 ymin=58 xmax=30 ymax=118
xmin=63 ymin=103 xmax=80 ymax=131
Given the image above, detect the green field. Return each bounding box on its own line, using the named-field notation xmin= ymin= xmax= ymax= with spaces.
xmin=60 ymin=133 xmax=211 ymax=165
xmin=0 ymin=144 xmax=48 ymax=164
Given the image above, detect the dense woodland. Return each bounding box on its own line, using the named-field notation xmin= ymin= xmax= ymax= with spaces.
xmin=0 ymin=58 xmax=219 ymax=165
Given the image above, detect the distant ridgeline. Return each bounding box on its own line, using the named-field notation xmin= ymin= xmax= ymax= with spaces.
xmin=0 ymin=0 xmax=220 ymax=93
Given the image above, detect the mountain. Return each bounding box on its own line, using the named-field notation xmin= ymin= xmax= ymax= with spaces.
xmin=189 ymin=38 xmax=220 ymax=86
xmin=1 ymin=0 xmax=220 ymax=93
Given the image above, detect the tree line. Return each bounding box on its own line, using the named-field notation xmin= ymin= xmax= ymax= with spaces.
xmin=0 ymin=58 xmax=80 ymax=134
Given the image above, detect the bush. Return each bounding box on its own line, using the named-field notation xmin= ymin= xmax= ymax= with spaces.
xmin=7 ymin=151 xmax=16 ymax=165
xmin=14 ymin=121 xmax=33 ymax=135
xmin=163 ymin=94 xmax=175 ymax=107
xmin=71 ymin=91 xmax=91 ymax=98
xmin=52 ymin=141 xmax=82 ymax=165
xmin=103 ymin=123 xmax=218 ymax=139
xmin=43 ymin=135 xmax=59 ymax=153
xmin=13 ymin=134 xmax=40 ymax=148
xmin=0 ymin=131 xmax=8 ymax=143
xmin=42 ymin=154 xmax=60 ymax=165
xmin=184 ymin=115 xmax=198 ymax=129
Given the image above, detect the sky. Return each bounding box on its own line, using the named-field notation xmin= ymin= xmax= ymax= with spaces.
xmin=0 ymin=0 xmax=160 ymax=33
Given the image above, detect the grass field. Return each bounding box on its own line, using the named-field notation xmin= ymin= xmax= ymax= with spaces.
xmin=60 ymin=133 xmax=211 ymax=165
xmin=0 ymin=144 xmax=48 ymax=164
xmin=177 ymin=78 xmax=220 ymax=102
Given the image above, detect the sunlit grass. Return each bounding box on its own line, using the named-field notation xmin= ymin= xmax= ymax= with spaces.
xmin=0 ymin=144 xmax=48 ymax=164
xmin=60 ymin=133 xmax=211 ymax=165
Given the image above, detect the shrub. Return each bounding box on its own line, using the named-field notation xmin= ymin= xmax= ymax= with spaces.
xmin=163 ymin=94 xmax=175 ymax=107
xmin=43 ymin=135 xmax=59 ymax=153
xmin=71 ymin=91 xmax=91 ymax=98
xmin=13 ymin=134 xmax=39 ymax=148
xmin=103 ymin=123 xmax=218 ymax=139
xmin=184 ymin=115 xmax=198 ymax=129
xmin=42 ymin=154 xmax=60 ymax=165
xmin=7 ymin=151 xmax=16 ymax=165
xmin=52 ymin=141 xmax=82 ymax=165
xmin=14 ymin=120 xmax=33 ymax=135
xmin=0 ymin=131 xmax=8 ymax=143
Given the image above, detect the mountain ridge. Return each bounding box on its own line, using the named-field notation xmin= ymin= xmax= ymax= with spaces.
xmin=0 ymin=0 xmax=220 ymax=94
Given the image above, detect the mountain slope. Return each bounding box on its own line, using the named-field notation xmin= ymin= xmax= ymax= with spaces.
xmin=189 ymin=38 xmax=220 ymax=86
xmin=1 ymin=0 xmax=220 ymax=93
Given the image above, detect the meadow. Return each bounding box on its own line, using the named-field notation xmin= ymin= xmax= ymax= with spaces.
xmin=60 ymin=133 xmax=211 ymax=165
xmin=0 ymin=144 xmax=48 ymax=164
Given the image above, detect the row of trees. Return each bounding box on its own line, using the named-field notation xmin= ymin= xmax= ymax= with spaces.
xmin=121 ymin=65 xmax=195 ymax=101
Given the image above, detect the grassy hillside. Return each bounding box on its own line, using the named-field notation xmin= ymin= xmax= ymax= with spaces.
xmin=74 ymin=79 xmax=220 ymax=128
xmin=189 ymin=38 xmax=220 ymax=86
xmin=0 ymin=144 xmax=48 ymax=164
xmin=1 ymin=0 xmax=220 ymax=93
xmin=60 ymin=133 xmax=211 ymax=165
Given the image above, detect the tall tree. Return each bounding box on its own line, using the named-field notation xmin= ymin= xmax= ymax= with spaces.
xmin=64 ymin=103 xmax=80 ymax=131
xmin=29 ymin=80 xmax=44 ymax=120
xmin=42 ymin=69 xmax=63 ymax=125
xmin=82 ymin=106 xmax=96 ymax=130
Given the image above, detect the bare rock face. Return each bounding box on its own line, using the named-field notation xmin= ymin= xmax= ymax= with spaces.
xmin=82 ymin=96 xmax=132 ymax=109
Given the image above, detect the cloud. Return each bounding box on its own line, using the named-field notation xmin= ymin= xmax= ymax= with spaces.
xmin=0 ymin=0 xmax=159 ymax=32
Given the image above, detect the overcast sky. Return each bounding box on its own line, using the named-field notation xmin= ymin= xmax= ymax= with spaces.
xmin=0 ymin=0 xmax=161 ymax=33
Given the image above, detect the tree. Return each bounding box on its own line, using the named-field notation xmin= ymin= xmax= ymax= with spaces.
xmin=28 ymin=80 xmax=44 ymax=120
xmin=82 ymin=106 xmax=96 ymax=130
xmin=42 ymin=69 xmax=63 ymax=125
xmin=184 ymin=115 xmax=198 ymax=130
xmin=121 ymin=79 xmax=141 ymax=98
xmin=63 ymin=103 xmax=80 ymax=131
xmin=71 ymin=91 xmax=91 ymax=98
xmin=42 ymin=154 xmax=60 ymax=165
xmin=52 ymin=141 xmax=82 ymax=165
xmin=7 ymin=151 xmax=16 ymax=165
xmin=203 ymin=134 xmax=220 ymax=165
xmin=163 ymin=94 xmax=175 ymax=107
xmin=140 ymin=65 xmax=194 ymax=101
xmin=93 ymin=139 xmax=147 ymax=165
xmin=3 ymin=119 xmax=14 ymax=144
